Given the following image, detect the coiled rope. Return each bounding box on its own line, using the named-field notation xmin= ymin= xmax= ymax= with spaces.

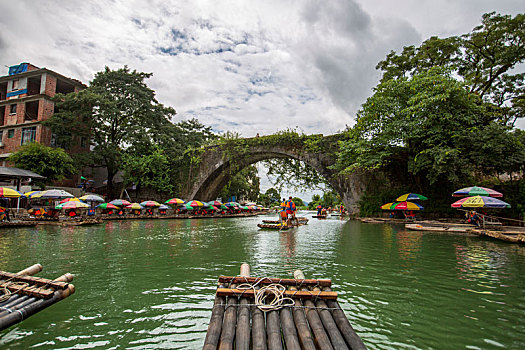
xmin=0 ymin=278 xmax=29 ymax=303
xmin=236 ymin=282 xmax=295 ymax=312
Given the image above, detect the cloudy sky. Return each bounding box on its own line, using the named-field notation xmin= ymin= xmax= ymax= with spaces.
xmin=0 ymin=0 xmax=522 ymax=200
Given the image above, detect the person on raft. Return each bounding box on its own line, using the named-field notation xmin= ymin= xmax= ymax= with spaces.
xmin=286 ymin=196 xmax=298 ymax=227
xmin=317 ymin=204 xmax=323 ymax=216
xmin=279 ymin=198 xmax=287 ymax=225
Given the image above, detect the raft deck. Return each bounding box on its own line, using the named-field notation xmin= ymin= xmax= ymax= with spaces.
xmin=203 ymin=264 xmax=367 ymax=349
xmin=0 ymin=264 xmax=75 ymax=331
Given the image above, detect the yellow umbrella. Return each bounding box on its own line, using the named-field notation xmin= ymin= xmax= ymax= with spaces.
xmin=0 ymin=187 xmax=24 ymax=198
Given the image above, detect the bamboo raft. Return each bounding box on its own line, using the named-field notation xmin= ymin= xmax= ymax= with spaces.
xmin=257 ymin=223 xmax=291 ymax=230
xmin=262 ymin=217 xmax=309 ymax=224
xmin=312 ymin=215 xmax=327 ymax=219
xmin=0 ymin=264 xmax=75 ymax=331
xmin=203 ymin=264 xmax=367 ymax=349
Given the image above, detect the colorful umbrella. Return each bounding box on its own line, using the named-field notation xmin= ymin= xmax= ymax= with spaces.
xmin=183 ymin=203 xmax=196 ymax=210
xmin=33 ymin=189 xmax=74 ymax=199
xmin=140 ymin=200 xmax=161 ymax=207
xmin=80 ymin=194 xmax=105 ymax=202
xmin=207 ymin=200 xmax=223 ymax=207
xmin=0 ymin=187 xmax=24 ymax=198
xmin=210 ymin=205 xmax=220 ymax=211
xmin=158 ymin=204 xmax=170 ymax=210
xmin=165 ymin=198 xmax=185 ymax=205
xmin=56 ymin=201 xmax=89 ymax=209
xmin=59 ymin=197 xmax=82 ymax=204
xmin=219 ymin=204 xmax=228 ymax=210
xmin=224 ymin=202 xmax=241 ymax=207
xmin=24 ymin=190 xmax=41 ymax=198
xmin=451 ymin=196 xmax=510 ymax=208
xmin=109 ymin=199 xmax=131 ymax=207
xmin=187 ymin=200 xmax=205 ymax=207
xmin=453 ymin=186 xmax=502 ymax=198
xmin=96 ymin=203 xmax=119 ymax=209
xmin=127 ymin=203 xmax=144 ymax=210
xmin=396 ymin=193 xmax=428 ymax=201
xmin=381 ymin=201 xmax=424 ymax=210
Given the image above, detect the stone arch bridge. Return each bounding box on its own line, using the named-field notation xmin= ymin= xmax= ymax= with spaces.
xmin=181 ymin=134 xmax=368 ymax=213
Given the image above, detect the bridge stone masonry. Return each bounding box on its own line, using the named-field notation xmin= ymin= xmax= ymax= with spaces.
xmin=181 ymin=133 xmax=369 ymax=214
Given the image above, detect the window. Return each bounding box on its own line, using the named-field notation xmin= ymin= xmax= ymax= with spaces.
xmin=9 ymin=104 xmax=16 ymax=115
xmin=81 ymin=137 xmax=88 ymax=148
xmin=0 ymin=131 xmax=3 ymax=144
xmin=12 ymin=79 xmax=19 ymax=90
xmin=50 ymin=133 xmax=57 ymax=148
xmin=21 ymin=126 xmax=36 ymax=145
xmin=8 ymin=129 xmax=14 ymax=138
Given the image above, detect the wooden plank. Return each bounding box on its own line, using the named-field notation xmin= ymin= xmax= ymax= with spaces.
xmin=0 ymin=271 xmax=69 ymax=290
xmin=0 ymin=283 xmax=54 ymax=299
xmin=218 ymin=276 xmax=331 ymax=287
xmin=216 ymin=288 xmax=337 ymax=300
xmin=203 ymin=286 xmax=226 ymax=349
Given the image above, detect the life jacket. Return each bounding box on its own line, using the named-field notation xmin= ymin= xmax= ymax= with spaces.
xmin=280 ymin=201 xmax=286 ymax=211
xmin=286 ymin=200 xmax=296 ymax=211
xmin=317 ymin=205 xmax=322 ymax=209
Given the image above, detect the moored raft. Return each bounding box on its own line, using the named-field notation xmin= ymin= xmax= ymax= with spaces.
xmin=257 ymin=223 xmax=291 ymax=230
xmin=262 ymin=217 xmax=309 ymax=224
xmin=0 ymin=264 xmax=75 ymax=331
xmin=203 ymin=264 xmax=367 ymax=349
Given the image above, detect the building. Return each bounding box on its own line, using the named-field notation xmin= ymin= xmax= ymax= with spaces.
xmin=0 ymin=63 xmax=87 ymax=166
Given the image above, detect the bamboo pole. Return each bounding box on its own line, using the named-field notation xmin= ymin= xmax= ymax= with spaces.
xmin=312 ymin=285 xmax=349 ymax=350
xmin=203 ymin=282 xmax=227 ymax=350
xmin=294 ymin=270 xmax=333 ymax=350
xmin=17 ymin=264 xmax=43 ymax=276
xmin=218 ymin=271 xmax=239 ymax=350
xmin=0 ymin=284 xmax=75 ymax=331
xmin=288 ymin=283 xmax=316 ymax=350
xmin=323 ymin=287 xmax=367 ymax=350
xmin=280 ymin=302 xmax=301 ymax=350
xmin=266 ymin=309 xmax=283 ymax=350
xmin=250 ymin=268 xmax=267 ymax=350
xmin=236 ymin=264 xmax=251 ymax=350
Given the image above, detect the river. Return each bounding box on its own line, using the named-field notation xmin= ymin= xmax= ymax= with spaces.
xmin=0 ymin=212 xmax=524 ymax=349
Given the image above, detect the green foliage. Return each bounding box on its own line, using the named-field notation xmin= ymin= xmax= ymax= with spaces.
xmin=47 ymin=66 xmax=176 ymax=197
xmin=337 ymin=67 xmax=525 ymax=188
xmin=121 ymin=146 xmax=173 ymax=195
xmin=219 ymin=165 xmax=261 ymax=202
xmin=291 ymin=197 xmax=304 ymax=207
xmin=259 ymin=187 xmax=281 ymax=207
xmin=8 ymin=143 xmax=75 ymax=186
xmin=376 ymin=12 xmax=525 ymax=125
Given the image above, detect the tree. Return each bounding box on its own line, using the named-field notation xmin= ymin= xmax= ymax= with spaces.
xmin=337 ymin=67 xmax=525 ymax=188
xmin=292 ymin=197 xmax=304 ymax=207
xmin=219 ymin=165 xmax=261 ymax=202
xmin=8 ymin=143 xmax=75 ymax=187
xmin=46 ymin=66 xmax=176 ymax=198
xmin=376 ymin=12 xmax=525 ymax=126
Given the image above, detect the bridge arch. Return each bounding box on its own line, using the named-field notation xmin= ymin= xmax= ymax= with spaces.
xmin=182 ymin=137 xmax=367 ymax=213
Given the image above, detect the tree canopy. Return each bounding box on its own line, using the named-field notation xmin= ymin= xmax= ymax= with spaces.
xmin=8 ymin=143 xmax=75 ymax=187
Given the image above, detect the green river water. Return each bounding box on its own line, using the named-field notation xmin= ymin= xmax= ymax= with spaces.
xmin=0 ymin=212 xmax=523 ymax=349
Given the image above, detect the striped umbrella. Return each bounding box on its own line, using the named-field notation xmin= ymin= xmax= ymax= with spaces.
xmin=79 ymin=194 xmax=105 ymax=202
xmin=127 ymin=203 xmax=144 ymax=210
xmin=96 ymin=203 xmax=119 ymax=209
xmin=165 ymin=198 xmax=185 ymax=205
xmin=59 ymin=197 xmax=82 ymax=204
xmin=33 ymin=189 xmax=74 ymax=199
xmin=140 ymin=200 xmax=161 ymax=207
xmin=56 ymin=201 xmax=89 ymax=209
xmin=24 ymin=190 xmax=41 ymax=198
xmin=381 ymin=201 xmax=424 ymax=210
xmin=396 ymin=193 xmax=428 ymax=201
xmin=207 ymin=200 xmax=223 ymax=207
xmin=109 ymin=199 xmax=131 ymax=207
xmin=451 ymin=196 xmax=510 ymax=208
xmin=187 ymin=200 xmax=205 ymax=207
xmin=452 ymin=186 xmax=503 ymax=198
xmin=0 ymin=187 xmax=24 ymax=198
